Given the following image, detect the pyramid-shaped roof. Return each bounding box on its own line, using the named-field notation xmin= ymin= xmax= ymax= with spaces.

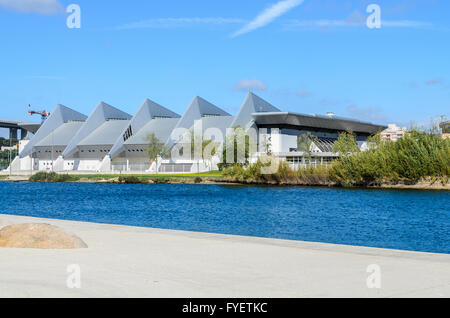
xmin=230 ymin=93 xmax=280 ymax=129
xmin=125 ymin=118 xmax=180 ymax=146
xmin=20 ymin=104 xmax=87 ymax=158
xmin=167 ymin=96 xmax=230 ymax=146
xmin=193 ymin=116 xmax=235 ymax=137
xmin=78 ymin=120 xmax=131 ymax=146
xmin=109 ymin=98 xmax=180 ymax=158
xmin=62 ymin=101 xmax=132 ymax=158
xmin=35 ymin=121 xmax=85 ymax=148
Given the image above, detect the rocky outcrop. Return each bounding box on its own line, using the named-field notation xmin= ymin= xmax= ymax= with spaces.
xmin=0 ymin=223 xmax=88 ymax=249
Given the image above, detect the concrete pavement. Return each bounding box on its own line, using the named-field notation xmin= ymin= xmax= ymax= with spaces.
xmin=0 ymin=214 xmax=449 ymax=298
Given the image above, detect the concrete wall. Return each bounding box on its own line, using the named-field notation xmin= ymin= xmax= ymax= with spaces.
xmin=76 ymin=159 xmax=103 ymax=171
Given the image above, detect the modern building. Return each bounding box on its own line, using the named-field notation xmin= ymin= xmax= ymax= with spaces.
xmin=162 ymin=96 xmax=232 ymax=173
xmin=11 ymin=93 xmax=387 ymax=173
xmin=1 ymin=146 xmax=17 ymax=152
xmin=252 ymin=112 xmax=386 ymax=168
xmin=230 ymin=92 xmax=280 ymax=129
xmin=16 ymin=104 xmax=87 ymax=172
xmin=61 ymin=102 xmax=132 ymax=171
xmin=109 ymin=98 xmax=181 ymax=172
xmin=381 ymin=124 xmax=407 ymax=142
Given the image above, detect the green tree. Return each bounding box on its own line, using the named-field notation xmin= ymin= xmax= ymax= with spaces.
xmin=333 ymin=131 xmax=360 ymax=156
xmin=298 ymin=132 xmax=318 ymax=153
xmin=0 ymin=137 xmax=18 ymax=147
xmin=145 ymin=133 xmax=169 ymax=174
xmin=365 ymin=133 xmax=383 ymax=151
xmin=330 ymin=130 xmax=450 ymax=185
xmin=220 ymin=127 xmax=256 ymax=169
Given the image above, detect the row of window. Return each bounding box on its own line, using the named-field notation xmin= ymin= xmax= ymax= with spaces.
xmin=80 ymin=149 xmax=110 ymax=153
xmin=286 ymin=157 xmax=335 ymax=165
xmin=153 ymin=116 xmax=172 ymax=119
xmin=38 ymin=150 xmax=63 ymax=154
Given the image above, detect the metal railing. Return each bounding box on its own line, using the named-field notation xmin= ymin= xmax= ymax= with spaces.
xmin=159 ymin=164 xmax=193 ymax=173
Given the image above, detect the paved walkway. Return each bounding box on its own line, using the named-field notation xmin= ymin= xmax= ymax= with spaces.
xmin=0 ymin=214 xmax=449 ymax=298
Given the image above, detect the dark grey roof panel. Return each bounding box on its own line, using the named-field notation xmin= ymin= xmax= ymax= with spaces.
xmin=63 ymin=101 xmax=131 ymax=158
xmin=231 ymin=93 xmax=280 ymax=129
xmin=252 ymin=112 xmax=387 ymax=135
xmin=20 ymin=104 xmax=87 ymax=158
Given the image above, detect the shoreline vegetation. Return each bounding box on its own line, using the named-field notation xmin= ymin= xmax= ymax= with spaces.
xmin=221 ymin=129 xmax=449 ymax=190
xmin=0 ymin=171 xmax=448 ymax=191
xmin=24 ymin=171 xmax=225 ymax=185
xmin=1 ymin=130 xmax=449 ymax=191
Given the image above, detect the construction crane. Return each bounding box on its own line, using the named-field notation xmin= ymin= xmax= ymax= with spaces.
xmin=28 ymin=104 xmax=50 ymax=122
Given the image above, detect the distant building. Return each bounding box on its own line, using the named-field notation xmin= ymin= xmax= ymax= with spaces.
xmin=440 ymin=121 xmax=450 ymax=139
xmin=381 ymin=124 xmax=407 ymax=142
xmin=1 ymin=145 xmax=17 ymax=152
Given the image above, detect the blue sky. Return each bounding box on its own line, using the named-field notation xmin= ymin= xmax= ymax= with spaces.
xmin=0 ymin=0 xmax=449 ymax=137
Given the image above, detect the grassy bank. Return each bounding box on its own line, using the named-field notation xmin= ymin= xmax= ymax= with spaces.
xmin=27 ymin=171 xmax=224 ymax=184
xmin=70 ymin=171 xmax=222 ymax=180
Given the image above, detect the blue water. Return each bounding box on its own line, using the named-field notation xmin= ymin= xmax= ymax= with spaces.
xmin=1 ymin=182 xmax=449 ymax=254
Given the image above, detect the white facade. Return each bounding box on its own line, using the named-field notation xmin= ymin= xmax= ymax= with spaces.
xmin=14 ymin=93 xmax=386 ymax=174
xmin=381 ymin=124 xmax=407 ymax=142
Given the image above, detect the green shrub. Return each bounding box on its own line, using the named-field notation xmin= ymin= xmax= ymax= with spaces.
xmin=29 ymin=172 xmax=78 ymax=183
xmin=223 ymin=158 xmax=331 ymax=185
xmin=153 ymin=177 xmax=169 ymax=184
xmin=330 ymin=131 xmax=450 ymax=186
xmin=194 ymin=176 xmax=202 ymax=184
xmin=118 ymin=176 xmax=142 ymax=184
xmin=223 ymin=131 xmax=449 ymax=187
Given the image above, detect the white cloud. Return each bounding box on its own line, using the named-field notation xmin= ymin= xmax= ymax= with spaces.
xmin=382 ymin=21 xmax=432 ymax=28
xmin=231 ymin=0 xmax=304 ymax=38
xmin=320 ymin=97 xmax=340 ymax=106
xmin=0 ymin=0 xmax=63 ymax=15
xmin=425 ymin=78 xmax=443 ymax=86
xmin=234 ymin=79 xmax=268 ymax=92
xmin=116 ymin=17 xmax=245 ymax=30
xmin=285 ymin=19 xmax=432 ymax=30
xmin=284 ymin=10 xmax=432 ymax=30
xmin=346 ymin=104 xmax=386 ymax=123
xmin=296 ymin=90 xmax=312 ymax=98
